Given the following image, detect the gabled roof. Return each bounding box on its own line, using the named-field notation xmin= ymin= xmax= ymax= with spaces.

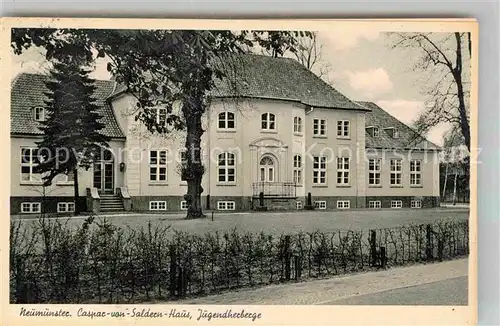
xmin=357 ymin=101 xmax=440 ymax=150
xmin=11 ymin=73 xmax=125 ymax=138
xmin=210 ymin=54 xmax=367 ymax=110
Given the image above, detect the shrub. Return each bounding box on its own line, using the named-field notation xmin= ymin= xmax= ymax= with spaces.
xmin=10 ymin=217 xmax=469 ymax=303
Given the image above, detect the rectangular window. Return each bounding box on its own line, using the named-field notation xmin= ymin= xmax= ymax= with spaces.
xmin=218 ymin=112 xmax=235 ymax=130
xmin=337 ymin=157 xmax=350 ymax=185
xmin=368 ymin=159 xmax=381 ymax=186
xmin=390 ymin=159 xmax=402 ymax=186
xmin=373 ymin=127 xmax=379 ymax=137
xmin=20 ymin=148 xmax=41 ymax=182
xmin=33 ymin=107 xmax=45 ymax=122
xmin=411 ymin=200 xmax=422 ymax=208
xmin=314 ymin=201 xmax=327 ymax=209
xmin=180 ymin=200 xmax=188 ymax=210
xmin=313 ymin=118 xmax=327 ymax=136
xmin=313 ymin=156 xmax=327 ymax=185
xmin=293 ymin=117 xmax=302 ymax=134
xmin=217 ymin=152 xmax=236 ymax=183
xmin=337 ymin=120 xmax=350 ymax=138
xmin=179 ymin=150 xmax=187 ymax=182
xmin=261 ymin=113 xmax=276 ymax=130
xmin=57 ymin=202 xmax=75 ymax=213
xmin=368 ymin=201 xmax=381 ymax=209
xmin=337 ymin=200 xmax=350 ymax=209
xmin=391 ymin=200 xmax=403 ymax=209
xmin=149 ymin=201 xmax=167 ymax=211
xmin=21 ymin=202 xmax=41 ymax=214
xmin=149 ymin=150 xmax=167 ymax=182
xmin=217 ymin=201 xmax=235 ymax=211
xmin=296 ymin=201 xmax=303 ymax=210
xmin=293 ymin=155 xmax=302 ymax=185
xmin=410 ymin=160 xmax=422 ymax=186
xmin=293 ymin=169 xmax=302 ymax=185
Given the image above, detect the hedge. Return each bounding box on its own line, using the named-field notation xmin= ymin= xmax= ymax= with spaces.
xmin=10 ymin=216 xmax=469 ymax=303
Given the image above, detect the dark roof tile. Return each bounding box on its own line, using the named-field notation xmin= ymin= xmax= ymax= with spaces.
xmin=210 ymin=54 xmax=367 ymax=110
xmin=11 ymin=73 xmax=125 ymax=138
xmin=357 ymin=101 xmax=440 ymax=150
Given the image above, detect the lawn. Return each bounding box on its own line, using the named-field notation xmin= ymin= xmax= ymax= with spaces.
xmin=13 ymin=207 xmax=469 ymax=236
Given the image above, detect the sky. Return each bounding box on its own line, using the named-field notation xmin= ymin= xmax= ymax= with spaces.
xmin=10 ymin=30 xmax=460 ymax=146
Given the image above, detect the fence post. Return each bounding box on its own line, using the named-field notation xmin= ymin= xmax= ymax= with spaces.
xmin=380 ymin=247 xmax=387 ymax=269
xmin=284 ymin=235 xmax=291 ymax=281
xmin=177 ymin=267 xmax=186 ymax=297
xmin=438 ymin=238 xmax=444 ymax=262
xmin=294 ymin=255 xmax=301 ymax=280
xmin=419 ymin=224 xmax=424 ymax=261
xmin=370 ymin=230 xmax=377 ymax=267
xmin=169 ymin=245 xmax=177 ymax=297
xmin=206 ymin=194 xmax=210 ymax=210
xmin=426 ymin=224 xmax=433 ymax=261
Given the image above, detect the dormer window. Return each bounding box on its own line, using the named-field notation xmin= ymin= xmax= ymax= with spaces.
xmin=33 ymin=107 xmax=45 ymax=122
xmin=366 ymin=126 xmax=380 ymax=137
xmin=383 ymin=127 xmax=399 ymax=139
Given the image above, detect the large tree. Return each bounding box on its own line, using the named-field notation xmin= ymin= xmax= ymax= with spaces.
xmin=390 ymin=32 xmax=471 ymax=151
xmin=12 ymin=29 xmax=311 ymax=219
xmin=35 ymin=53 xmax=110 ymax=215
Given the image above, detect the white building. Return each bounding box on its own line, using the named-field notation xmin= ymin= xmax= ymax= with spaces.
xmin=10 ymin=55 xmax=441 ymax=214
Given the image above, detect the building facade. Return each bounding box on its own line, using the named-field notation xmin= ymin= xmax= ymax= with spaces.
xmin=10 ymin=55 xmax=441 ymax=215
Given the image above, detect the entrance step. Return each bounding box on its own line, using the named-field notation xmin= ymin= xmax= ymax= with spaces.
xmin=100 ymin=194 xmax=125 ymax=212
xmin=252 ymin=197 xmax=297 ymax=211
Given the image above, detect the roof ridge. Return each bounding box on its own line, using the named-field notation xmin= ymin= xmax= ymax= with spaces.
xmin=15 ymin=71 xmax=115 ymax=84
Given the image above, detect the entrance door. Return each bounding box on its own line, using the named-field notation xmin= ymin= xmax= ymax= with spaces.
xmin=259 ymin=156 xmax=275 ymax=182
xmin=93 ymin=162 xmax=114 ymax=194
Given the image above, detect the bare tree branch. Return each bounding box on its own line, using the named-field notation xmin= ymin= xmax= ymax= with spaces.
xmin=390 ymin=32 xmax=471 ymax=150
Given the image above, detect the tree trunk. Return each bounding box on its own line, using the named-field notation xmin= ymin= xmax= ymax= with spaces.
xmin=73 ymin=168 xmax=80 ymax=216
xmin=453 ymin=32 xmax=471 ymax=151
xmin=183 ymin=100 xmax=205 ymax=219
xmin=442 ymin=163 xmax=449 ymax=200
xmin=452 ymin=166 xmax=458 ymax=206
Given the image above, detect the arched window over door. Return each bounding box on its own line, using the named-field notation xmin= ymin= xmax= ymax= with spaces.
xmin=259 ymin=156 xmax=275 ymax=182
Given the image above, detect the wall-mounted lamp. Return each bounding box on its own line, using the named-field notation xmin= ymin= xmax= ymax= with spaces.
xmin=119 ymin=162 xmax=126 ymax=172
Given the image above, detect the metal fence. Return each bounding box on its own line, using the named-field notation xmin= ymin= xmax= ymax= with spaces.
xmin=252 ymin=182 xmax=297 ymax=198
